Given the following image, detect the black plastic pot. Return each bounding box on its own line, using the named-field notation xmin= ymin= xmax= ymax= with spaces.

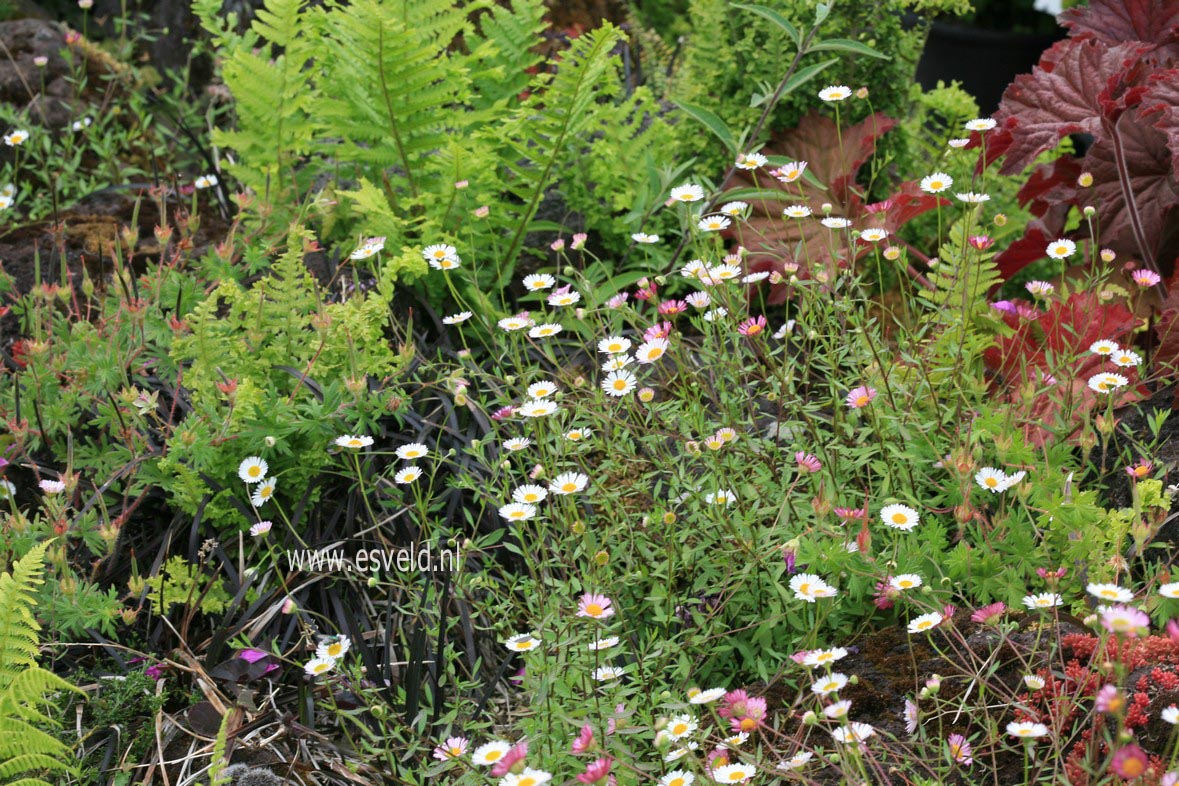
xmin=913 ymin=19 xmax=1067 ymax=115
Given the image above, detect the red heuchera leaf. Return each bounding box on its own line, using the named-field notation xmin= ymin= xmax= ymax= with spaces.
xmin=1060 ymin=0 xmax=1179 ymax=57
xmin=984 ymin=292 xmax=1140 ymax=445
xmin=994 ymin=39 xmax=1154 ymax=175
xmin=1084 ymin=111 xmax=1179 ymax=262
xmin=1139 ymin=71 xmax=1179 ymax=179
xmin=731 ymin=112 xmax=944 ymax=304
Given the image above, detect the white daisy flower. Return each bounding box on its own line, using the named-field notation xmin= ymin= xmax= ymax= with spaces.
xmin=238 ymin=456 xmax=268 ymax=484
xmin=1159 ymin=582 xmax=1179 ymax=598
xmin=1023 ymin=675 xmax=1045 ymax=691
xmin=634 ymin=338 xmax=669 ymax=363
xmin=499 ymin=502 xmax=537 ymax=522
xmin=824 ymin=700 xmax=853 ymax=719
xmin=880 ymin=503 xmax=920 ymax=531
xmin=1112 ymin=350 xmax=1142 ymax=367
xmin=831 ymin=722 xmax=876 ymax=745
xmin=975 ymin=467 xmax=1008 ymax=493
xmin=907 ymin=612 xmax=944 ymax=633
xmin=859 ymin=227 xmax=888 ymax=242
xmin=890 ymin=574 xmax=923 ymax=591
xmin=547 ymin=290 xmax=581 ymax=306
xmin=665 ymin=714 xmax=698 ymax=740
xmin=251 ymin=478 xmax=277 ymax=507
xmin=1087 ymin=372 xmax=1128 ymax=394
xmin=783 ymin=205 xmax=812 ymax=218
xmin=501 ymin=768 xmax=552 ymax=786
xmin=588 ymin=636 xmax=620 ymax=651
xmin=920 ymin=172 xmax=953 ymax=194
xmin=965 ymin=118 xmax=997 ymax=131
xmin=503 ymin=437 xmax=532 ymax=451
xmin=518 ymin=399 xmax=559 ymax=417
xmin=335 ymin=434 xmax=374 ymax=449
xmin=503 ymin=633 xmax=541 ymax=652
xmin=681 ymin=259 xmax=709 ymax=279
xmin=632 ymin=232 xmax=660 ymax=244
xmin=512 ymin=484 xmax=548 ymax=504
xmin=742 ymin=271 xmax=771 ymax=283
xmin=720 ymin=201 xmax=749 ymax=216
xmin=703 ymin=308 xmax=729 ymax=321
xmin=1163 ymin=706 xmax=1179 ymax=725
xmin=711 ymin=763 xmax=755 ymax=783
xmin=778 ymin=752 xmax=814 ymax=770
xmin=956 ymin=192 xmax=991 ymax=203
xmin=249 ymin=520 xmax=272 ymax=537
xmin=522 ymin=273 xmax=556 ymax=291
xmin=670 ymin=184 xmax=705 ymax=203
xmin=602 ymin=370 xmax=637 ymax=397
xmin=598 ymin=336 xmax=632 ymax=354
xmin=471 ymin=740 xmax=513 ymax=766
xmin=1022 ymin=592 xmax=1063 ymax=609
xmin=317 ymin=635 xmax=351 ymax=660
xmin=1087 ymin=583 xmax=1133 ymax=603
xmin=697 ymin=215 xmax=731 ymax=232
xmin=1006 ymin=721 xmax=1049 ymax=739
xmin=1090 ymin=339 xmax=1119 ymax=355
xmin=1045 ymin=238 xmax=1076 ymax=259
xmin=422 ymin=244 xmax=460 ymax=265
xmin=821 ymin=217 xmax=852 ymax=229
xmin=394 ymin=466 xmax=423 ymax=484
xmin=593 ymin=665 xmax=625 ymax=681
xmin=818 ymin=85 xmax=852 ymax=102
xmin=193 ymin=173 xmax=218 ymax=189
xmin=948 ymin=138 xmax=970 ymax=148
xmin=396 ymin=443 xmax=428 ymax=460
xmin=601 ymin=355 xmax=633 ymax=372
xmin=528 ymin=323 xmax=563 ymax=338
xmin=304 ymin=656 xmax=337 ymax=677
xmin=705 ymin=489 xmax=737 ymax=506
xmin=660 ymin=770 xmax=695 ymax=786
xmin=689 ymin=687 xmax=727 ymax=704
xmin=707 ymin=263 xmax=741 ymax=281
xmin=802 ymin=647 xmax=848 ymax=667
xmin=812 ymin=673 xmax=849 ymax=695
xmin=735 ymin=152 xmax=768 ymax=170
xmin=549 ymin=472 xmax=588 ymax=495
xmin=443 ymin=311 xmax=472 ymax=324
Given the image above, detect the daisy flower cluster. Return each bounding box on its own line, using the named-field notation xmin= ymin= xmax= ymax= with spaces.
xmin=303 ymin=634 xmax=352 ymax=677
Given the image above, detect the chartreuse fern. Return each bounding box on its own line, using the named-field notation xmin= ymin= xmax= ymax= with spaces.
xmin=196 ymin=0 xmax=660 ymax=292
xmin=0 ymin=542 xmax=83 ymax=786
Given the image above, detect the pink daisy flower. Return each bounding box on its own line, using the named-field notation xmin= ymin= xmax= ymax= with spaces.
xmin=577 ymin=758 xmax=613 ymax=784
xmin=947 ymin=733 xmax=973 ymax=766
xmin=658 ymin=299 xmax=688 ymax=316
xmin=578 ymin=593 xmax=616 ymax=620
xmin=432 ymin=736 xmax=469 ymax=761
xmin=490 ymin=742 xmax=528 ymax=777
xmin=1131 ymin=269 xmax=1162 ymax=287
xmin=738 ymin=315 xmax=768 ymax=337
xmin=845 ymin=386 xmax=877 ymax=409
xmin=795 ymin=452 xmax=821 ymax=473
xmin=571 ymin=724 xmax=594 ymax=754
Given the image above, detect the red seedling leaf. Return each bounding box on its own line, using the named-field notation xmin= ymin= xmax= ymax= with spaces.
xmin=1138 ymin=71 xmax=1179 ymax=180
xmin=1060 ymin=0 xmax=1179 ymax=55
xmin=995 ymin=39 xmax=1154 ymax=175
xmin=1083 ymin=109 xmax=1179 ymax=262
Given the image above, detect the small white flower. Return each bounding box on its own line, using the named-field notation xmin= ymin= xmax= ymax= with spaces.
xmin=1022 ymin=592 xmax=1063 ymax=610
xmin=518 ymin=399 xmax=558 ymax=418
xmin=1087 ymin=372 xmax=1129 ymax=394
xmin=238 ymin=456 xmax=269 ymax=484
xmin=335 ymin=434 xmax=374 ymax=449
xmin=880 ymin=503 xmax=920 ymax=531
xmin=512 ymin=484 xmax=548 ymax=504
xmin=670 ymin=184 xmax=705 ymax=203
xmin=1112 ymin=350 xmax=1142 ymax=367
xmin=1087 ymin=583 xmax=1133 ymax=603
xmin=783 ymin=205 xmax=812 ymax=218
xmin=1023 ymin=675 xmax=1045 ymax=691
xmin=890 ymin=574 xmax=923 ymax=591
xmin=549 ymin=472 xmax=588 ymax=495
xmin=528 ymin=323 xmax=563 ymax=338
xmin=251 ymin=478 xmax=277 ymax=507
xmin=1090 ymin=339 xmax=1119 ymax=355
xmin=394 ymin=466 xmax=423 ymax=484
xmin=956 ymin=192 xmax=991 ymax=203
xmin=249 ymin=520 xmax=273 ymax=537
xmin=965 ymin=118 xmax=997 ymax=132
xmin=395 ymin=443 xmax=428 ymax=460
xmin=471 ymin=740 xmax=513 ymax=766
xmin=920 ymin=172 xmax=953 ymax=194
xmin=821 ymin=217 xmax=852 ymax=230
xmin=908 ymin=612 xmax=944 ymax=634
xmin=522 ymin=273 xmax=556 ymax=291
xmin=818 ymin=85 xmax=852 ymax=102
xmin=72 ymin=117 xmax=93 ymax=131
xmin=588 ymin=636 xmax=619 ymax=651
xmin=499 ymin=502 xmax=537 ymax=521
xmin=632 ymin=232 xmax=660 ymax=244
xmin=1045 ymin=238 xmax=1076 ymax=260
xmin=443 ymin=311 xmax=472 ymax=324
xmin=689 ymin=687 xmax=727 ymax=704
xmin=593 ymin=665 xmax=625 ymax=682
xmin=665 ymin=714 xmax=698 ymax=740
xmin=317 ymin=635 xmax=351 ymax=660
xmin=502 ymin=437 xmax=532 ymax=451
xmin=697 ymin=215 xmax=731 ymax=232
xmin=948 ymin=138 xmax=970 ymax=148
xmin=503 ymin=633 xmax=541 ymax=652
xmin=422 ymin=244 xmax=460 ymax=265
xmin=1163 ymin=706 xmax=1179 ymax=725
xmin=304 ymin=656 xmax=337 ymax=677
xmin=859 ymin=227 xmax=888 ymax=243
xmin=720 ymin=201 xmax=749 ymax=216
xmin=194 ymin=173 xmax=218 ymax=189
xmin=735 ymin=152 xmax=767 ymax=170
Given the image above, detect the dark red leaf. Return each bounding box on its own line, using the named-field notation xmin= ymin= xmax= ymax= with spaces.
xmin=1060 ymin=0 xmax=1179 ymax=54
xmin=1083 ymin=110 xmax=1179 ymax=264
xmin=1138 ymin=70 xmax=1179 ymax=180
xmin=995 ymin=39 xmax=1154 ymax=175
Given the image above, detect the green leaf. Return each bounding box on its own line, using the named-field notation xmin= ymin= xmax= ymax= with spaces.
xmin=671 ymin=99 xmax=738 ymax=154
xmin=730 ymin=3 xmax=800 ymax=47
xmin=809 ymin=38 xmax=889 ymax=59
xmin=781 ymin=58 xmax=839 ymax=96
xmin=815 ymin=2 xmax=831 ymax=25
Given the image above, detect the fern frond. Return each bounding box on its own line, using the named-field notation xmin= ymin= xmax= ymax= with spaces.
xmin=0 ymin=543 xmax=82 ymax=786
xmin=466 ymin=0 xmax=547 ymax=113
xmin=493 ymin=24 xmax=625 ymax=267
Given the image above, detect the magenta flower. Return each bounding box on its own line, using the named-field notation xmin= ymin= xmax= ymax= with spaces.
xmin=970 ymin=602 xmax=1007 ymax=625
xmin=904 ymin=699 xmax=919 ymax=734
xmin=1126 ymin=459 xmax=1153 ymax=480
xmin=968 ymin=235 xmax=994 ymax=250
xmin=490 ymin=742 xmax=527 ymax=777
xmin=658 ymin=299 xmax=688 ymax=316
xmin=947 ymin=733 xmax=973 ymax=766
xmin=491 ymin=406 xmax=516 ymax=421
xmin=576 ymin=757 xmax=613 ymax=784
xmin=991 ymin=300 xmax=1018 ymax=315
xmin=578 ymin=593 xmax=616 ymax=620
xmin=1131 ymin=269 xmax=1162 ymax=287
xmin=873 ymin=579 xmax=898 ymax=610
xmin=719 ymin=689 xmax=750 ymax=719
xmin=644 ymin=321 xmax=673 ymax=341
xmin=783 ymin=548 xmax=796 ymax=574
xmin=738 ymin=315 xmax=768 ymax=337
xmin=1110 ymin=744 xmax=1149 ymax=779
xmin=571 ymin=723 xmax=594 ymax=754
xmin=845 ymin=386 xmax=877 ymax=409
xmin=571 ymin=232 xmax=588 ymax=250
xmin=605 ymin=292 xmax=628 ymax=309
xmin=1101 ymin=605 xmax=1150 ymax=636
xmin=795 ymin=451 xmax=821 ymax=473
xmin=834 ymin=506 xmax=867 ymax=523
xmin=1095 ymin=685 xmax=1123 ymax=713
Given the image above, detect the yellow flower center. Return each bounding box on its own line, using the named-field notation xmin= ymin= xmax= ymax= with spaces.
xmin=646 ymin=347 xmax=664 ymax=359
xmin=918 ymin=621 xmax=932 ymax=630
xmin=613 ymin=380 xmax=627 ymax=390
xmin=855 ymin=395 xmax=870 ymax=407
xmin=586 ymin=603 xmax=603 ymax=616
xmin=891 ymin=513 xmax=907 ymax=524
xmin=326 ymin=644 xmax=342 ymax=656
xmin=248 ymin=466 xmax=261 ymax=477
xmin=260 ymin=486 xmax=272 ymax=498
xmin=1054 ymin=245 xmax=1067 ymax=255
xmin=985 ymin=477 xmax=998 ymax=487
xmin=519 ymin=778 xmax=536 ymax=786
xmin=486 ymin=750 xmax=503 ymax=761
xmin=950 ymin=743 xmax=961 ymax=757
xmin=348 ymin=439 xmax=362 ymax=446
xmin=672 ymin=723 xmax=688 ymax=735
xmin=670 ymin=779 xmax=685 ymax=786
xmin=728 ymin=770 xmax=747 ymax=781
xmin=900 ymin=581 xmax=913 ymax=588
xmin=562 ymin=483 xmax=577 ymax=493
xmin=745 ymin=324 xmax=763 ymax=335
